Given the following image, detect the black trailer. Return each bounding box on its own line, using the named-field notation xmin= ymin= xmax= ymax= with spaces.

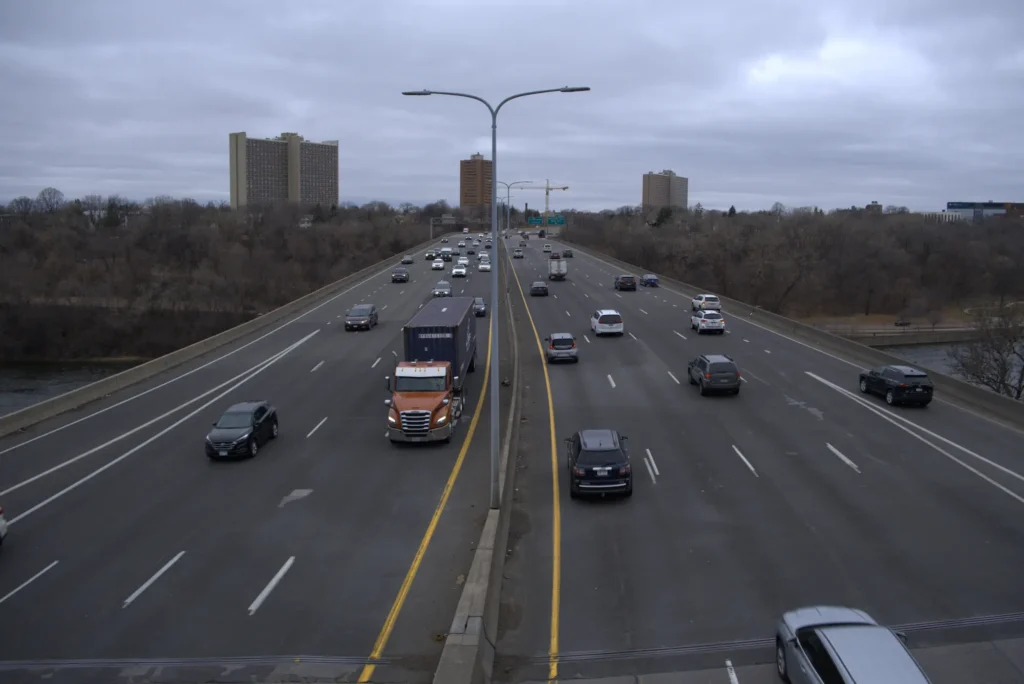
xmin=402 ymin=297 xmax=478 ymax=383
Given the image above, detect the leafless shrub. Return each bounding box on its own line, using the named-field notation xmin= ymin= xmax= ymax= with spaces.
xmin=946 ymin=305 xmax=1024 ymax=400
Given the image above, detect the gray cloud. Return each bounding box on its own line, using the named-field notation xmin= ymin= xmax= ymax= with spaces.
xmin=1 ymin=0 xmax=1021 ymax=211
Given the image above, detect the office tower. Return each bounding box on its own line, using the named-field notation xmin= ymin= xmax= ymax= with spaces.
xmin=229 ymin=132 xmax=339 ymax=209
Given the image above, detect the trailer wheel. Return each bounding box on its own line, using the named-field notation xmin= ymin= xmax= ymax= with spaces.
xmin=468 ymin=352 xmax=476 ymax=372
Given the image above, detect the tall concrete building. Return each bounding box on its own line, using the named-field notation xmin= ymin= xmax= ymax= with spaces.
xmin=229 ymin=132 xmax=339 ymax=209
xmin=459 ymin=153 xmax=493 ymax=212
xmin=642 ymin=170 xmax=688 ymax=211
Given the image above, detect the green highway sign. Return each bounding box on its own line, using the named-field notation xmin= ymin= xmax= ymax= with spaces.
xmin=546 ymin=215 xmax=566 ymax=226
xmin=527 ymin=217 xmax=543 ymax=225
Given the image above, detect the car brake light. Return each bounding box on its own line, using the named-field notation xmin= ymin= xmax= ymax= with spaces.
xmin=705 ymin=373 xmax=711 ymax=379
xmin=736 ymin=372 xmax=741 ymax=378
xmin=0 ymin=505 xmax=3 ymax=515
xmin=572 ymin=466 xmax=585 ymax=476
xmin=571 ymin=342 xmax=576 ymax=349
xmin=619 ymin=465 xmax=631 ymax=476
xmin=550 ymin=341 xmax=556 ymax=350
xmin=899 ymin=383 xmax=906 ymax=388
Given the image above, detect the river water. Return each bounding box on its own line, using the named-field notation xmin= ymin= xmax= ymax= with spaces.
xmin=0 ymin=362 xmax=138 ymax=417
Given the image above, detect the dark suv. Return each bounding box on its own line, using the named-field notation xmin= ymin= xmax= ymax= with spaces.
xmin=859 ymin=365 xmax=934 ymax=406
xmin=345 ymin=304 xmax=378 ymax=330
xmin=566 ymin=429 xmax=632 ymax=498
xmin=613 ymin=275 xmax=637 ymax=291
xmin=392 ymin=267 xmax=410 ymax=283
xmin=205 ymin=401 xmax=278 ymax=459
xmin=687 ymin=354 xmax=741 ymax=395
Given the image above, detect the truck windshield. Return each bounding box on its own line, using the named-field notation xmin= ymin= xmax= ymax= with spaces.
xmin=395 ymin=376 xmax=447 ymax=392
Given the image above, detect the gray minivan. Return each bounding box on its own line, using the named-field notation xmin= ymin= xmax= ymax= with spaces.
xmin=776 ymin=606 xmax=931 ymax=683
xmin=687 ymin=354 xmax=741 ymax=396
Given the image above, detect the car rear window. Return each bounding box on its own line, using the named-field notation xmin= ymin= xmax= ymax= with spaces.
xmin=599 ymin=314 xmax=622 ymax=324
xmin=552 ymin=338 xmax=575 ymax=349
xmin=709 ymin=362 xmax=737 ymax=373
xmin=704 ymin=296 xmax=720 ymax=302
xmin=577 ymin=448 xmax=623 ymax=466
xmin=619 ymin=276 xmax=635 ymax=283
xmin=702 ymin=312 xmax=722 ymax=320
xmin=904 ymin=372 xmax=931 ymax=384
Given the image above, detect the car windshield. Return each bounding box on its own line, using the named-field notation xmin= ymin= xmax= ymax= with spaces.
xmin=216 ymin=411 xmax=252 ymax=429
xmin=709 ymin=362 xmax=737 ymax=373
xmin=349 ymin=306 xmax=372 ymax=316
xmin=552 ymin=337 xmax=575 ymax=349
xmin=599 ymin=314 xmax=622 ymax=324
xmin=394 ymin=376 xmax=446 ymax=392
xmin=578 ymin=448 xmax=624 ymax=466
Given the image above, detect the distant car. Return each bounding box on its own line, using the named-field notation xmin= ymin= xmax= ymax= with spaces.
xmin=425 ymin=250 xmax=435 ymax=260
xmin=392 ymin=267 xmax=409 ymax=283
xmin=639 ymin=273 xmax=658 ymax=287
xmin=859 ymin=365 xmax=934 ymax=406
xmin=691 ymin=310 xmax=725 ymax=334
xmin=687 ymin=354 xmax=741 ymax=395
xmin=545 ymin=332 xmax=578 ymax=363
xmin=401 ymin=255 xmax=414 ymax=265
xmin=472 ymin=297 xmax=487 ymax=317
xmin=467 ymin=247 xmax=476 ymax=255
xmin=345 ymin=303 xmax=378 ymax=331
xmin=519 ymin=240 xmax=527 ymax=247
xmin=433 ymin=280 xmax=452 ymax=297
xmin=543 ymin=244 xmax=553 ymax=252
xmin=513 ymin=249 xmax=524 ymax=258
xmin=549 ymin=252 xmax=561 ymax=260
xmin=478 ymin=261 xmax=491 ymax=272
xmin=0 ymin=505 xmax=8 ymax=546
xmin=590 ymin=309 xmax=624 ymax=336
xmin=458 ymin=241 xmax=466 ymax=248
xmin=432 ymin=259 xmax=445 ymax=270
xmin=485 ymin=243 xmax=492 ymax=249
xmin=530 ymin=281 xmax=549 ymax=296
xmin=775 ymin=605 xmax=932 ymax=684
xmin=562 ymin=249 xmax=573 ymax=258
xmin=457 ymin=256 xmax=470 ymax=266
xmin=566 ymin=429 xmax=632 ymax=499
xmin=440 ymin=237 xmax=448 ymax=243
xmin=691 ymin=293 xmax=721 ymax=311
xmin=206 ymin=401 xmax=278 ymax=459
xmin=613 ymin=274 xmax=637 ymax=291
xmin=477 ymin=252 xmax=488 ymax=261
xmin=451 ymin=265 xmax=467 ymax=277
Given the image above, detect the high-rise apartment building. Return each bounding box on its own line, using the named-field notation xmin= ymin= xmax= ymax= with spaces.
xmin=460 ymin=153 xmax=493 ymax=211
xmin=641 ymin=170 xmax=688 ymax=211
xmin=229 ymin=132 xmax=339 ymax=209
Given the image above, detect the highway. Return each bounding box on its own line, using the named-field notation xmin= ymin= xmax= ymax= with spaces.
xmin=496 ymin=237 xmax=1024 ymax=682
xmin=0 ymin=235 xmax=509 ymax=683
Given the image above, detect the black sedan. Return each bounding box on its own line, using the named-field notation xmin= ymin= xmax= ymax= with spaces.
xmin=206 ymin=401 xmax=278 ymax=459
xmin=473 ymin=297 xmax=487 ymax=317
xmin=530 ymin=281 xmax=549 ymax=296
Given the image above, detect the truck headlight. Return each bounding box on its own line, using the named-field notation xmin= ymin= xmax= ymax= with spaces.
xmin=388 ymin=415 xmax=397 ymax=425
xmin=435 ymin=414 xmax=448 ymax=426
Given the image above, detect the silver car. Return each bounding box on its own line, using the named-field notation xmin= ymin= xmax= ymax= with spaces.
xmin=776 ymin=606 xmax=931 ymax=684
xmin=544 ymin=333 xmax=579 ymax=363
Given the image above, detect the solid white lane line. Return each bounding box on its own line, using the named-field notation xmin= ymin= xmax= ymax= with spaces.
xmin=310 ymin=361 xmax=324 ymax=373
xmin=644 ymin=457 xmax=657 ymax=484
xmin=583 ymin=335 xmax=591 ymax=344
xmin=725 ymin=659 xmax=740 ymax=684
xmin=628 ymin=332 xmax=638 ymax=340
xmin=732 ymin=445 xmax=759 ymax=477
xmin=123 ymin=551 xmax=186 ymax=608
xmin=7 ymin=331 xmax=319 ymax=525
xmin=248 ymin=556 xmax=295 ymax=616
xmin=1 ymin=334 xmax=314 ymax=499
xmin=674 ymin=330 xmax=687 ymax=340
xmin=826 ymin=443 xmax=861 ymax=473
xmin=371 ymin=357 xmax=381 ymax=368
xmin=307 ymin=417 xmax=327 ymax=438
xmin=667 ymin=371 xmax=680 ymax=385
xmin=607 ymin=375 xmax=616 ymax=388
xmin=0 ymin=561 xmax=59 ymax=606
xmin=645 ymin=448 xmax=660 ymax=476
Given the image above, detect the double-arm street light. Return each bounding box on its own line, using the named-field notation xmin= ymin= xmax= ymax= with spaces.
xmin=402 ymin=86 xmax=590 ymax=509
xmin=498 ymin=180 xmax=532 ymax=233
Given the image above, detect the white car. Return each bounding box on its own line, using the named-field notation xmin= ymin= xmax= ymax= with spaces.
xmin=478 ymin=262 xmax=491 ymax=272
xmin=477 ymin=252 xmax=488 ymax=261
xmin=543 ymin=244 xmax=552 ymax=252
xmin=0 ymin=505 xmax=8 ymax=546
xmin=590 ymin=309 xmax=624 ymax=336
xmin=457 ymin=256 xmax=469 ymax=266
xmin=692 ymin=293 xmax=722 ymax=311
xmin=691 ymin=310 xmax=726 ymax=334
xmin=457 ymin=241 xmax=466 ymax=248
xmin=432 ymin=259 xmax=445 ymax=270
xmin=452 ymin=265 xmax=467 ymax=277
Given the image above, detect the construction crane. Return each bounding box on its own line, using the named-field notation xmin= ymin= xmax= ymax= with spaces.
xmin=520 ymin=179 xmax=568 ymax=222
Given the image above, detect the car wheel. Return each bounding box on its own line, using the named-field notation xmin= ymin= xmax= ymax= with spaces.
xmin=776 ymin=637 xmax=790 ymax=682
xmin=886 ymin=389 xmax=895 ymax=405
xmin=249 ymin=439 xmax=259 ymax=457
xmin=699 ymin=382 xmax=708 ymax=396
xmin=573 ymin=357 xmax=580 ymax=363
xmin=271 ymin=420 xmax=279 ymax=439
xmin=689 ymin=374 xmax=697 ymax=385
xmin=569 ymin=483 xmax=579 ymax=499
xmin=624 ymin=480 xmax=633 ymax=497
xmin=859 ymin=378 xmax=868 ymax=393
xmin=733 ymin=387 xmax=740 ymax=395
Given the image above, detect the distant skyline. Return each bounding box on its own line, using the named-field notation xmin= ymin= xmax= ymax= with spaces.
xmin=2 ymin=0 xmax=1022 ymax=212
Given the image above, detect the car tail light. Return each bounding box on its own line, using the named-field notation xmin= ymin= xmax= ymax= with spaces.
xmin=550 ymin=341 xmax=556 ymax=350
xmin=619 ymin=465 xmax=631 ymax=476
xmin=0 ymin=506 xmax=3 ymax=516
xmin=899 ymin=383 xmax=906 ymax=388
xmin=705 ymin=373 xmax=711 ymax=379
xmin=736 ymin=372 xmax=741 ymax=378
xmin=571 ymin=341 xmax=576 ymax=349
xmin=572 ymin=466 xmax=586 ymax=476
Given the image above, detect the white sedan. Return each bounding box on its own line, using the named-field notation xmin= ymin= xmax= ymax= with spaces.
xmin=452 ymin=265 xmax=467 ymax=277
xmin=478 ymin=262 xmax=491 ymax=272
xmin=457 ymin=256 xmax=470 ymax=266
xmin=431 ymin=259 xmax=445 ymax=270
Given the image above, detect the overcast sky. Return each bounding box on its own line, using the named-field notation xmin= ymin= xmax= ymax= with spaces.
xmin=1 ymin=0 xmax=1022 ymax=212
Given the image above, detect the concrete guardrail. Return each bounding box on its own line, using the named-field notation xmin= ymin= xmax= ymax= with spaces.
xmin=558 ymin=238 xmax=1024 ymax=432
xmin=0 ymin=234 xmax=443 ymax=439
xmin=432 ymin=240 xmax=523 ymax=684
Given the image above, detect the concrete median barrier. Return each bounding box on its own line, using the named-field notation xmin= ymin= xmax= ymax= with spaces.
xmin=433 ymin=241 xmax=523 ymax=684
xmin=559 ymin=239 xmax=1024 ymax=432
xmin=0 ymin=236 xmax=441 ymax=439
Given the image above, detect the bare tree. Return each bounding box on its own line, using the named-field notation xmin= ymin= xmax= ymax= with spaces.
xmin=947 ymin=305 xmax=1024 ymax=399
xmin=8 ymin=196 xmax=34 ymax=215
xmin=35 ymin=187 xmax=66 ymax=213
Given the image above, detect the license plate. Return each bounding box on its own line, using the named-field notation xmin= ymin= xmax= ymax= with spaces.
xmin=595 ymin=470 xmax=609 ymax=477
xmin=218 ymin=450 xmax=227 ymax=456
xmin=915 ymin=387 xmax=923 ymax=392
xmin=409 ymin=436 xmax=427 ymax=442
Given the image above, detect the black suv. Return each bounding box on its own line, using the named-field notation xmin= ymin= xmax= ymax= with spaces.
xmin=566 ymin=429 xmax=632 ymax=498
xmin=613 ymin=275 xmax=637 ymax=291
xmin=859 ymin=365 xmax=934 ymax=406
xmin=473 ymin=297 xmax=487 ymax=317
xmin=345 ymin=304 xmax=378 ymax=330
xmin=562 ymin=249 xmax=573 ymax=258
xmin=392 ymin=267 xmax=410 ymax=283
xmin=687 ymin=354 xmax=741 ymax=395
xmin=206 ymin=401 xmax=278 ymax=459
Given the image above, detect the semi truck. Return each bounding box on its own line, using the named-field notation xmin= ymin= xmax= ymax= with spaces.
xmin=384 ymin=297 xmax=478 ymax=444
xmin=548 ymin=258 xmax=567 ymax=281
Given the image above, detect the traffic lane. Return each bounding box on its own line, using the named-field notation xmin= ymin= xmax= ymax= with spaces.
xmin=0 ymin=302 xmax=494 ymax=662
xmin=0 ymin=272 xmax=445 ymax=502
xmin=0 ymin=257 xmax=441 ymax=478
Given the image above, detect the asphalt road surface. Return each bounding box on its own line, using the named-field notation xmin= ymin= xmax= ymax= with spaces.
xmin=0 ymin=237 xmax=509 ymax=683
xmin=495 ymin=238 xmax=1024 ymax=682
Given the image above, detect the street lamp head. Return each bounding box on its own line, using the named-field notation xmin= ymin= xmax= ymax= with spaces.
xmin=560 ymin=86 xmax=591 ymax=93
xmin=401 ymin=90 xmax=432 ymax=96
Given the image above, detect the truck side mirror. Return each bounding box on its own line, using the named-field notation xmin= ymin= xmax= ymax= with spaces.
xmin=384 ymin=375 xmax=391 ymax=392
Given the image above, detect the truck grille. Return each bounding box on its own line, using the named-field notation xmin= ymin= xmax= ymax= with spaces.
xmin=400 ymin=410 xmax=431 ymax=436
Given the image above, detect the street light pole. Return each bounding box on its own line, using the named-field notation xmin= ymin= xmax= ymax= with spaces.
xmin=498 ymin=180 xmax=532 ymax=236
xmin=403 ymin=86 xmax=590 ymax=510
